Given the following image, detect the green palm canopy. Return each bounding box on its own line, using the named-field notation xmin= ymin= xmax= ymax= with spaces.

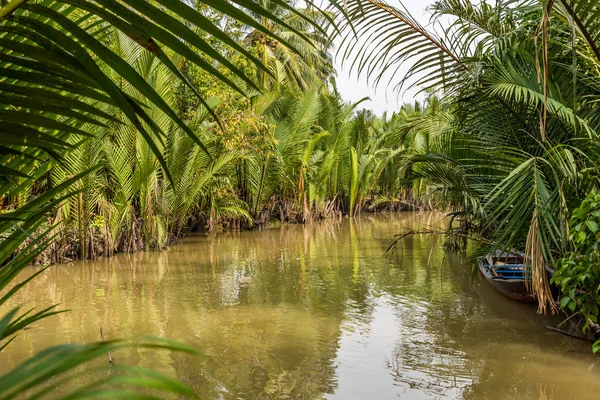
xmin=0 ymin=0 xmax=332 ymax=187
xmin=0 ymin=0 xmax=330 ymax=396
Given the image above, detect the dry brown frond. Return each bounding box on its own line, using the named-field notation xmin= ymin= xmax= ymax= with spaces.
xmin=525 ymin=212 xmax=557 ymax=314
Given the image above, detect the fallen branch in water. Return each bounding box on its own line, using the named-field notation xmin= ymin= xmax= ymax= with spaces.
xmin=384 ymin=230 xmax=425 ymax=257
xmin=545 ymin=325 xmax=595 ymax=342
xmin=100 ymin=325 xmax=114 ymax=365
xmin=384 ymin=229 xmax=490 ymax=258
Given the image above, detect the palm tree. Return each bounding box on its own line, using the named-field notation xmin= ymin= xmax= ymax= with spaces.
xmin=0 ymin=0 xmax=326 ymax=395
xmin=244 ymin=0 xmax=335 ymax=91
xmin=337 ymin=0 xmax=600 ymax=313
xmin=240 ymin=84 xmax=323 ymax=224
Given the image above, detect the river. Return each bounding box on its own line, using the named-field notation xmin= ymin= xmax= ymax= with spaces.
xmin=1 ymin=212 xmax=599 ymax=399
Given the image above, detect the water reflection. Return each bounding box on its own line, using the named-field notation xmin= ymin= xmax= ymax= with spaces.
xmin=1 ymin=213 xmax=599 ymax=399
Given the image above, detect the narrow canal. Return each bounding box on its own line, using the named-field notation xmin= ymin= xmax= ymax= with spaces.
xmin=2 ymin=213 xmax=598 ymax=399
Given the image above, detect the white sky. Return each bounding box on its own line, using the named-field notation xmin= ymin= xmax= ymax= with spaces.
xmin=333 ymin=0 xmax=433 ymax=115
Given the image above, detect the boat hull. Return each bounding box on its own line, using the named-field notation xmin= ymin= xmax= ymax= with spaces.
xmin=478 ymin=262 xmax=537 ymax=303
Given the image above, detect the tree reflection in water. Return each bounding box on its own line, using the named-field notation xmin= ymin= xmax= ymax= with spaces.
xmin=1 ymin=213 xmax=599 ymax=399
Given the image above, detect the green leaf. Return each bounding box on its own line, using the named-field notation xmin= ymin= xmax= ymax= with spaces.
xmin=568 ymin=301 xmax=577 ymax=312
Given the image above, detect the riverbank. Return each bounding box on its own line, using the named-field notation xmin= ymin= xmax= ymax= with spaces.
xmin=28 ymin=201 xmax=430 ymax=266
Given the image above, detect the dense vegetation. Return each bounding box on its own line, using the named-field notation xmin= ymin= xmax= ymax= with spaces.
xmin=2 ymin=5 xmax=434 ymax=267
xmin=0 ymin=0 xmax=350 ymax=396
xmin=3 ymin=0 xmax=600 ymax=396
xmin=341 ymin=0 xmax=600 ymax=321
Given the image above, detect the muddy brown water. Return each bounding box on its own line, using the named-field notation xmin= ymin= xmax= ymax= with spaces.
xmin=1 ymin=213 xmax=599 ymax=399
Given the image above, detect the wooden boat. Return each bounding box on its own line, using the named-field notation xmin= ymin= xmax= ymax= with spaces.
xmin=478 ymin=250 xmax=553 ymax=303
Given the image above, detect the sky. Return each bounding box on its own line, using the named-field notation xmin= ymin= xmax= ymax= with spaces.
xmin=333 ymin=0 xmax=432 ymax=115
